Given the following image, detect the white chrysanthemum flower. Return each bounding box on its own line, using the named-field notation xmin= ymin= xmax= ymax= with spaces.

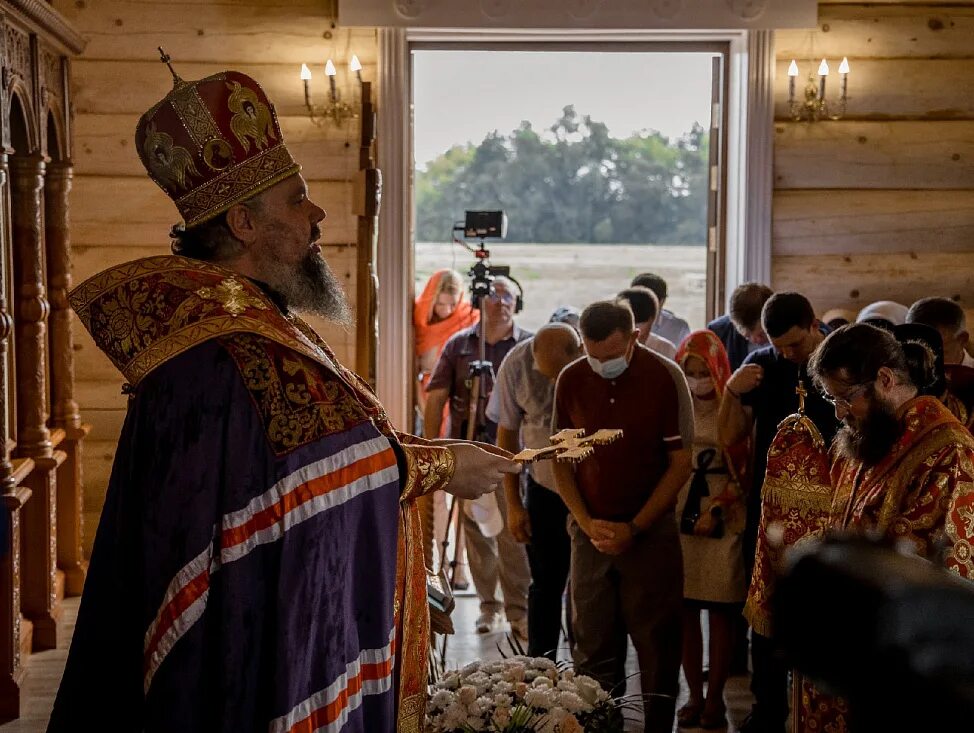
xmin=524 ymin=687 xmax=554 ymax=709
xmin=549 ymin=706 xmax=569 ymax=723
xmin=439 ymin=673 xmax=460 ymax=690
xmin=465 ymin=671 xmax=490 ymax=696
xmin=429 ymin=689 xmax=456 ymax=710
xmin=441 ymin=701 xmax=468 ymax=730
xmin=493 ymin=692 xmax=513 ymax=709
xmin=493 ymin=680 xmax=514 ymax=696
xmin=532 ymin=657 xmax=557 ymax=671
xmin=483 ymin=661 xmax=505 ymax=675
xmin=532 ymin=676 xmax=554 ymax=689
xmin=574 ymin=675 xmax=603 ymax=706
xmin=556 ymin=690 xmax=589 ymax=714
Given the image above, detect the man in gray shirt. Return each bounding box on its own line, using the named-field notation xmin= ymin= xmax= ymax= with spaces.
xmin=488 ymin=319 xmax=583 ymax=660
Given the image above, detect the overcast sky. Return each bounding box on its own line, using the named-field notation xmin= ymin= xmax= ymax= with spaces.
xmin=412 ymin=50 xmax=714 ymax=169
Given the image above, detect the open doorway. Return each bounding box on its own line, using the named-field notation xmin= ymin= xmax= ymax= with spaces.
xmin=411 ymin=47 xmax=725 ymax=337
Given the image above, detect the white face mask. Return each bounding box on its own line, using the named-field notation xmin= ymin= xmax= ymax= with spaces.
xmin=686 ymin=376 xmax=714 ymax=397
xmin=588 ymin=354 xmax=629 ymax=380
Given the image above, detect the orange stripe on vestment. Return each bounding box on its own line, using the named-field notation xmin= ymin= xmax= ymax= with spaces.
xmin=221 ymin=448 xmax=398 ymax=551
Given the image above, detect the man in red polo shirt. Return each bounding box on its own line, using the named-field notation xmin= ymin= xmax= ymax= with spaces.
xmin=553 ymin=300 xmax=692 ymax=733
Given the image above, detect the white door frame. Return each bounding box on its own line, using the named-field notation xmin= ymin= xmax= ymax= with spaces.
xmin=376 ymin=28 xmax=774 ymax=429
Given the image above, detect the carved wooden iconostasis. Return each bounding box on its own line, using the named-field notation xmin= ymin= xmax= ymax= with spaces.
xmin=0 ymin=0 xmax=85 ymax=720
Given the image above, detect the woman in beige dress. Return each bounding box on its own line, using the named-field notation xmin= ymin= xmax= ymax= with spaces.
xmin=675 ymin=330 xmax=749 ymax=729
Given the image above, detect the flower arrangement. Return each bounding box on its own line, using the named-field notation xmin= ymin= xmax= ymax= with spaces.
xmin=426 ymin=656 xmax=625 ymax=733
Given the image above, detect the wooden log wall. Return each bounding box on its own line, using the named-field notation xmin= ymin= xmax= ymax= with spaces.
xmin=51 ymin=0 xmax=377 ymax=555
xmin=773 ymin=1 xmax=974 ymax=318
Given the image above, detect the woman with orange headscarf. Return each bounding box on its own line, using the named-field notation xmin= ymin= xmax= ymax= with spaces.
xmin=414 ymin=269 xmax=479 ymax=414
xmin=414 ymin=270 xmax=479 ymax=586
xmin=674 ymin=330 xmax=750 ymax=730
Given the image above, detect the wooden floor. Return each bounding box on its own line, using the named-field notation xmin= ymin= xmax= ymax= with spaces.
xmin=2 ymin=593 xmax=754 ymax=732
xmin=0 ymin=599 xmax=79 ymax=732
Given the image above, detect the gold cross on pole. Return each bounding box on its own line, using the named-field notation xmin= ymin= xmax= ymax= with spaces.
xmin=158 ymin=47 xmax=184 ymax=88
xmin=796 ymin=379 xmax=808 ymax=413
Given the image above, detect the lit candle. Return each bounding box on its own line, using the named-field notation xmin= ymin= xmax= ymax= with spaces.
xmin=325 ymin=59 xmax=337 ymax=101
xmin=838 ymin=56 xmax=850 ymax=100
xmin=300 ymin=63 xmax=312 ymax=107
xmin=817 ymin=58 xmax=829 ymax=100
xmin=787 ymin=59 xmax=799 ymax=103
xmin=350 ymin=54 xmax=362 ymax=84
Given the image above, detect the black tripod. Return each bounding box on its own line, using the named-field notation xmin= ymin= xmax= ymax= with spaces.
xmin=435 ymin=242 xmax=497 ymax=655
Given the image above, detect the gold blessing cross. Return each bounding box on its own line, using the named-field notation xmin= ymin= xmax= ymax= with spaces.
xmin=513 ymin=428 xmax=623 ymax=465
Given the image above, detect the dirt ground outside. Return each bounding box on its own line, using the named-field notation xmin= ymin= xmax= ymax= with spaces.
xmin=415 ymin=241 xmax=709 ymax=336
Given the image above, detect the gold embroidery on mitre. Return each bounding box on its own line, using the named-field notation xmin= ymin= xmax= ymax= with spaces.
xmin=171 ymin=83 xmax=222 ymax=148
xmin=202 ymin=138 xmax=234 ymax=171
xmin=143 ymin=122 xmax=200 ymax=191
xmin=226 ymin=81 xmax=276 ymax=153
xmin=196 ymin=278 xmax=269 ymax=316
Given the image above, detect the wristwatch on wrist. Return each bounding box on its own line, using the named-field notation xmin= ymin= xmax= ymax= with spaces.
xmin=628 ymin=520 xmax=643 ymax=538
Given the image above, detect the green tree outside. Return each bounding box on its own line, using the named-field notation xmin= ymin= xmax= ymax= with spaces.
xmin=415 ymin=106 xmax=709 ymax=245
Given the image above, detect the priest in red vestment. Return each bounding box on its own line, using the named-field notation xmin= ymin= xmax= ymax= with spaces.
xmin=796 ymin=322 xmax=974 ymax=731
xmin=47 ymin=57 xmax=518 ymax=733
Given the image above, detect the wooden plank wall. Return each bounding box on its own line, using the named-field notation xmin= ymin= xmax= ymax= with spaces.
xmin=773 ymin=1 xmax=974 ymax=319
xmin=52 ymin=0 xmax=377 ymax=553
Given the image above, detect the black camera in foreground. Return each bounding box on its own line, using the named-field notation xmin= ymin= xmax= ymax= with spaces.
xmin=775 ymin=535 xmax=974 ymax=729
xmin=464 ymin=210 xmax=507 ymax=240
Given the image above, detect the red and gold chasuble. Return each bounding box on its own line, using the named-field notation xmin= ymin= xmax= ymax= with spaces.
xmin=744 ymin=385 xmax=833 ymax=639
xmin=68 ymin=255 xmax=451 ymax=732
xmin=796 ymin=396 xmax=974 ymax=732
xmin=829 ymin=396 xmax=974 ymax=576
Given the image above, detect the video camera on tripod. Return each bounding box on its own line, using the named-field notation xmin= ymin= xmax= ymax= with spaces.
xmin=432 ymin=211 xmax=522 ymax=647
xmin=450 ymin=210 xmax=523 ymax=443
xmin=456 ymin=210 xmax=515 ymax=310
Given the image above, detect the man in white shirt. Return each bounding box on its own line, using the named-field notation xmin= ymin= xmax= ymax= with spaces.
xmin=488 ymin=314 xmax=583 ymax=659
xmin=618 ymin=287 xmax=678 ymax=360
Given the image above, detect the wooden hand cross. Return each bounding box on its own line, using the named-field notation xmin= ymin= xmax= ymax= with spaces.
xmin=513 ymin=428 xmax=623 ymax=465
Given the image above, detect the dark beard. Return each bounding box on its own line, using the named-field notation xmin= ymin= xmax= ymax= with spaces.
xmin=258 ymin=248 xmax=351 ymax=326
xmin=834 ymin=398 xmax=902 ymax=466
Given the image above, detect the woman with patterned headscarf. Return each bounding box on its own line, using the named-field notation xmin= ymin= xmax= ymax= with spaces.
xmin=674 ymin=330 xmax=750 ymax=730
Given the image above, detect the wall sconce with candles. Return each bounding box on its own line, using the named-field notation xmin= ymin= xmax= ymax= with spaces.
xmin=300 ymin=55 xmax=362 ymax=127
xmin=787 ymin=57 xmax=850 ymax=122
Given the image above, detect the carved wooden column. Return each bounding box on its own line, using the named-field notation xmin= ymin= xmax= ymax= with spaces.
xmin=44 ymin=160 xmax=86 ymax=596
xmin=0 ymin=153 xmax=15 ymax=497
xmin=0 ymin=152 xmax=32 ymax=721
xmin=9 ymin=155 xmax=49 ymax=458
xmin=10 ymin=154 xmax=61 ymax=650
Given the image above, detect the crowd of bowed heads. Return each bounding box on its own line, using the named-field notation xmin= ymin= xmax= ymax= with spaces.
xmin=414 ymin=269 xmax=974 ymax=733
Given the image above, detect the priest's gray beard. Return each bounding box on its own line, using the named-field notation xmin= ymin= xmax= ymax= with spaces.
xmin=257 ymin=245 xmax=351 ymax=326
